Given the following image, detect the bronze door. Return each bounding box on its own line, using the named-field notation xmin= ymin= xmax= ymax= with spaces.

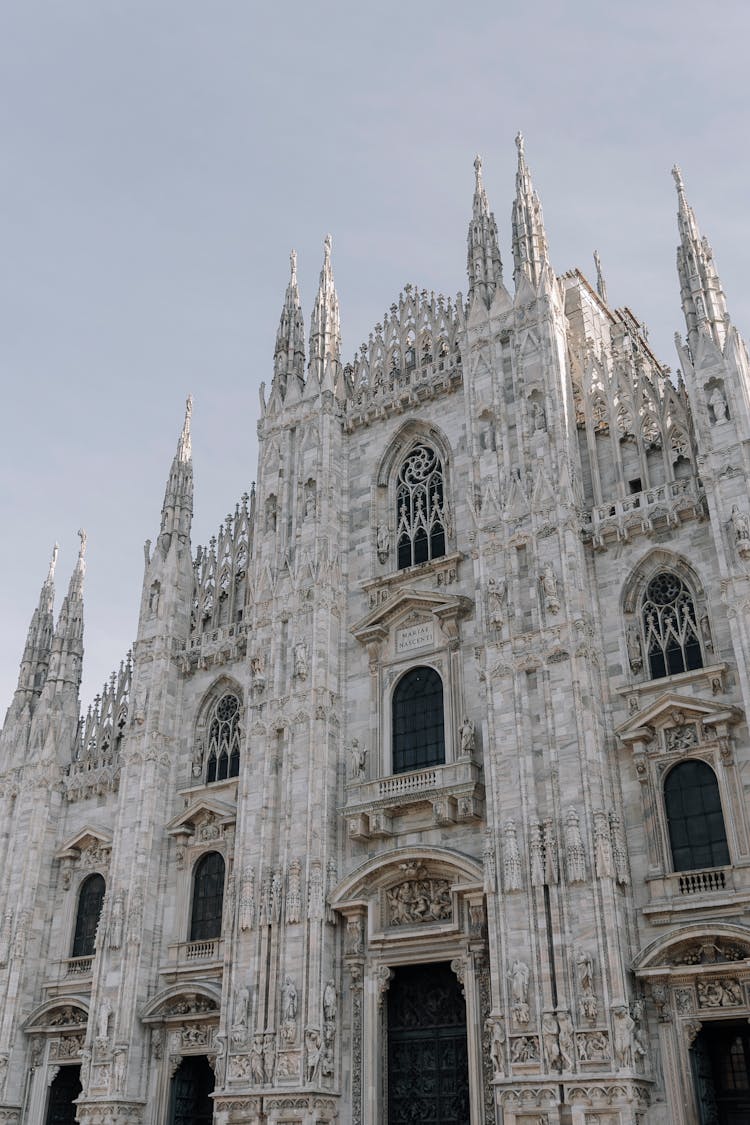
xmin=387 ymin=961 xmax=470 ymax=1124
xmin=168 ymin=1056 xmax=214 ymax=1125
xmin=44 ymin=1066 xmax=82 ymax=1125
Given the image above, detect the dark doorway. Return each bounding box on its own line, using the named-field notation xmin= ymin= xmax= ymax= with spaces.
xmin=44 ymin=1065 xmax=81 ymax=1125
xmin=692 ymin=1021 xmax=750 ymax=1124
xmin=387 ymin=961 xmax=469 ymax=1124
xmin=168 ymin=1055 xmax=215 ymax=1125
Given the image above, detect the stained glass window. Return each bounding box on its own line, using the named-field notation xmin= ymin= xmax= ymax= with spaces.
xmin=205 ymin=693 xmax=241 ymax=783
xmin=392 ymin=667 xmax=445 ymax=774
xmin=665 ymin=760 xmax=729 ymax=871
xmin=72 ymin=874 xmax=105 ymax=958
xmin=642 ymin=572 xmax=703 ymax=679
xmin=396 ymin=445 xmax=447 ymax=570
xmin=190 ymin=852 xmax=225 ymax=941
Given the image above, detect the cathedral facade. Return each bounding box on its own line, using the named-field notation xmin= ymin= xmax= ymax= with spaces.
xmin=2 ymin=137 xmax=750 ymax=1125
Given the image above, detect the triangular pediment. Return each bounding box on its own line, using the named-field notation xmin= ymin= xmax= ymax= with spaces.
xmin=617 ymin=690 xmax=741 ymax=745
xmin=55 ymin=824 xmax=113 ymax=861
xmin=351 ymin=589 xmax=471 ymax=643
xmin=166 ymin=795 xmax=237 ymax=836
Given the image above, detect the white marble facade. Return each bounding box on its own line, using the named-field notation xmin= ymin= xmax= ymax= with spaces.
xmin=2 ymin=140 xmax=750 ymax=1125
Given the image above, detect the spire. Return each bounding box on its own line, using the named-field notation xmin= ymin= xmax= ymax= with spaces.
xmin=466 ymin=154 xmax=503 ymax=307
xmin=593 ymin=250 xmax=608 ymax=305
xmin=308 ymin=235 xmax=341 ymax=385
xmin=13 ymin=544 xmax=58 ymax=702
xmin=672 ymin=165 xmax=729 ymax=352
xmin=273 ymin=250 xmax=306 ymax=399
xmin=511 ymin=132 xmax=551 ymax=291
xmin=45 ymin=530 xmax=86 ymax=695
xmin=159 ymin=396 xmax=194 ymax=554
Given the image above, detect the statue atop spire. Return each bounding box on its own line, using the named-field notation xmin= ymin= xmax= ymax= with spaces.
xmin=273 ymin=249 xmax=306 ymax=399
xmin=308 ymin=234 xmax=341 ymax=385
xmin=593 ymin=250 xmax=608 ymax=305
xmin=511 ymin=132 xmax=551 ymax=292
xmin=466 ymin=154 xmax=503 ymax=307
xmin=673 ymin=164 xmax=728 ymax=351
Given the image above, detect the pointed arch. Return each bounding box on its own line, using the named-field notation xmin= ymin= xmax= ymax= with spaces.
xmin=194 ymin=677 xmax=244 ymax=785
xmin=622 ymin=549 xmax=707 ymax=681
xmin=376 ymin=419 xmax=453 ymax=488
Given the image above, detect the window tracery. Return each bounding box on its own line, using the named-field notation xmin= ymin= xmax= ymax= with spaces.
xmin=205 ymin=693 xmax=241 ymax=784
xmin=396 ymin=445 xmax=447 ymax=570
xmin=641 ymin=571 xmax=703 ymax=679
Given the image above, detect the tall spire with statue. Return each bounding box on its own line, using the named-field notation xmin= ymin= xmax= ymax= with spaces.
xmin=673 ymin=165 xmax=729 ymax=353
xmin=466 ymin=154 xmax=503 ymax=308
xmin=511 ymin=132 xmax=551 ymax=292
xmin=273 ymin=249 xmax=306 ymax=400
xmin=308 ymin=234 xmax=341 ymax=387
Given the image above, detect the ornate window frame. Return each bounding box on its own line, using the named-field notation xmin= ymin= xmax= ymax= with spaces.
xmin=190 ymin=677 xmax=244 ymax=789
xmin=617 ymin=692 xmax=748 ymax=919
xmin=373 ymin=421 xmax=455 ymax=577
xmin=348 ymin=590 xmax=483 ymax=837
xmin=166 ymin=798 xmax=235 ymax=965
xmin=622 ymin=551 xmax=714 ymax=687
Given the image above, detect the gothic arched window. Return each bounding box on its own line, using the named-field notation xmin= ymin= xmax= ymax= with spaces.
xmin=190 ymin=852 xmax=225 ymax=941
xmin=664 ymin=760 xmax=729 ymax=872
xmin=642 ymin=571 xmax=703 ymax=680
xmin=205 ymin=693 xmax=241 ymax=784
xmin=396 ymin=445 xmax=447 ymax=570
xmin=392 ymin=666 xmax=445 ymax=774
xmin=72 ymin=873 xmax=106 ymax=958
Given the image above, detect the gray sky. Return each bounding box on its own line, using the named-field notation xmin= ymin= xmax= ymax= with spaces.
xmin=1 ymin=0 xmax=748 ymax=713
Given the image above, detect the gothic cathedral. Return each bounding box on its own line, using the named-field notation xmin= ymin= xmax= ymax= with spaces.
xmin=2 ymin=137 xmax=750 ymax=1125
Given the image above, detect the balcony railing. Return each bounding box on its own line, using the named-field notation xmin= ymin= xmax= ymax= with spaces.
xmin=678 ymin=869 xmax=727 ymax=895
xmin=64 ymin=955 xmax=94 ymax=976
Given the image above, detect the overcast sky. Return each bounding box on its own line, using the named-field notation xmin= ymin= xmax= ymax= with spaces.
xmin=1 ymin=1 xmax=748 ymax=714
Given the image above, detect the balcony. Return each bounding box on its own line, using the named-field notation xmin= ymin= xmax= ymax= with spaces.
xmin=642 ymin=865 xmax=750 ymax=924
xmin=161 ymin=938 xmax=224 ymax=981
xmin=586 ymin=477 xmax=703 ymax=548
xmin=343 ymin=758 xmax=484 ymax=838
xmin=64 ymin=955 xmax=94 ymax=977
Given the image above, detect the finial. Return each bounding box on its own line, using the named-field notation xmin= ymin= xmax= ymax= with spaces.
xmin=474 ymin=153 xmax=483 ymax=184
xmin=671 ymin=165 xmax=684 ymax=192
xmin=290 ymin=249 xmax=297 ymax=284
xmin=47 ymin=542 xmax=59 ymax=583
xmin=324 ymin=233 xmax=332 ymax=262
xmin=184 ymin=394 xmax=193 ymax=424
xmin=515 ymin=131 xmax=525 ymax=157
xmin=77 ymin=528 xmax=87 ymax=560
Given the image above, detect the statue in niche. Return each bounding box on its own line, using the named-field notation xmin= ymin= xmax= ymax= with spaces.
xmin=626 ymin=624 xmax=643 ymax=673
xmin=305 ymin=1027 xmax=321 ymax=1082
xmin=265 ymin=496 xmax=277 ymax=534
xmin=304 ymin=481 xmax=316 ymax=519
xmin=113 ymin=1048 xmax=127 ymax=1093
xmin=323 ymin=980 xmax=337 ymax=1023
xmin=508 ymin=960 xmax=530 ymax=1025
xmin=709 ymin=386 xmax=729 ymax=423
xmin=349 ymin=738 xmax=367 ymax=781
xmin=459 ymin=716 xmax=475 ymax=755
xmin=486 ymin=1017 xmax=506 ymax=1078
xmin=262 ymin=1033 xmax=276 ymax=1084
xmin=282 ymin=976 xmax=298 ymax=1023
xmin=250 ymin=654 xmax=266 ymax=694
xmin=503 ymin=820 xmax=522 ymax=891
xmin=564 ymin=808 xmax=586 ymax=884
xmin=376 ymin=524 xmax=390 ymax=563
xmin=557 ymin=1010 xmax=575 ymax=1070
xmin=346 ymin=915 xmax=364 ymax=954
xmin=612 ymin=1005 xmax=635 ymax=1069
xmin=542 ymin=1012 xmax=561 ymax=1070
xmin=731 ymin=506 xmax=750 ymax=547
xmin=293 ymin=641 xmax=308 ymax=680
xmin=109 ymin=892 xmax=124 ymax=950
xmin=576 ymin=949 xmax=598 ymax=1021
xmin=250 ymin=1035 xmax=264 ymax=1084
xmin=235 ymin=985 xmax=249 ymax=1028
xmin=540 ymin=562 xmax=560 ymax=614
xmin=531 ymin=399 xmax=547 ymax=432
xmin=97 ymin=998 xmax=112 ymax=1044
xmin=487 ymin=576 xmax=506 ymax=630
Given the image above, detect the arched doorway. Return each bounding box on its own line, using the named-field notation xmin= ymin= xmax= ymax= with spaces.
xmin=44 ymin=1065 xmax=81 ymax=1125
xmin=387 ymin=962 xmax=469 ymax=1124
xmin=168 ymin=1055 xmax=214 ymax=1125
